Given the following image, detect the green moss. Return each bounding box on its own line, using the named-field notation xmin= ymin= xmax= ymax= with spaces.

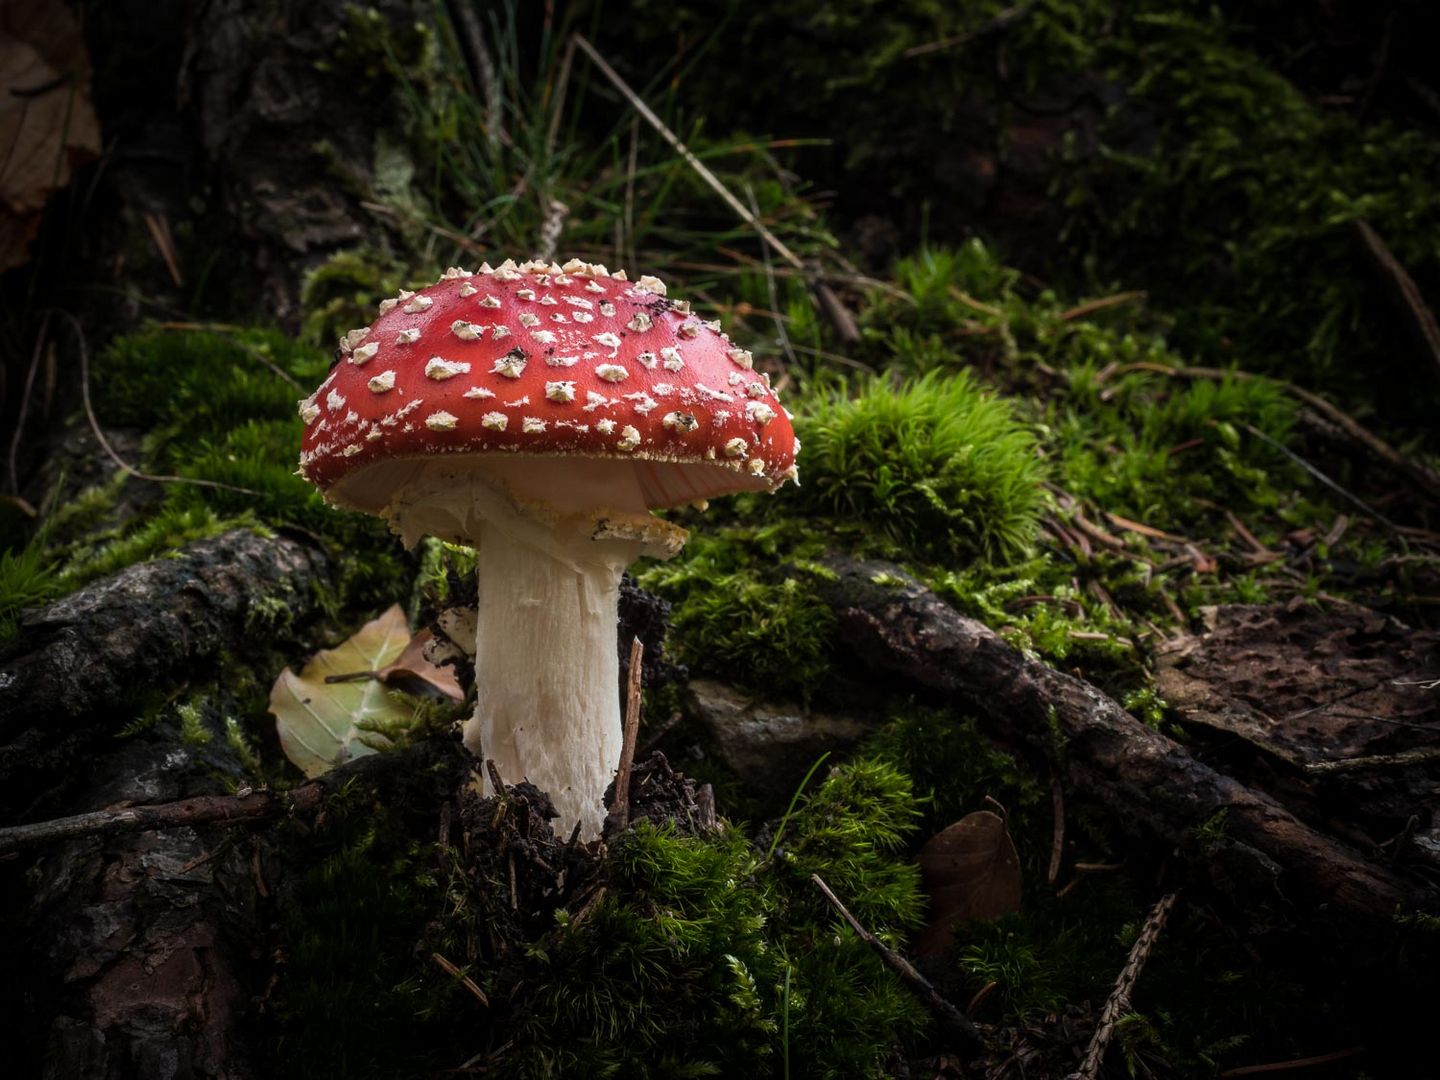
xmin=176 ymin=701 xmax=212 ymax=746
xmin=508 ymin=759 xmax=929 ymax=1079
xmin=52 ymin=504 xmax=239 ymax=594
xmin=275 ymin=793 xmax=464 ymax=1079
xmin=299 ymin=247 xmax=411 ymax=350
xmin=794 ymin=371 xmax=1046 ymax=562
xmin=0 ymin=544 xmax=60 ymax=644
xmin=639 ymin=532 xmax=836 ymax=698
xmin=224 ymin=716 xmax=263 ymax=779
xmin=927 ymin=556 xmax=1149 ymax=674
xmin=17 ymin=326 xmax=411 ymax=619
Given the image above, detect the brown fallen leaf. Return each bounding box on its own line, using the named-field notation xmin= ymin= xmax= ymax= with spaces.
xmin=0 ymin=1 xmax=102 ymax=271
xmin=270 ymin=605 xmax=431 ymax=778
xmin=377 ymin=628 xmax=465 ymax=701
xmin=914 ymin=810 xmax=1022 ymax=958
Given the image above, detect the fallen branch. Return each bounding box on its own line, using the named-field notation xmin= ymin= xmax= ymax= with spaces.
xmin=811 ymin=872 xmax=985 ymax=1059
xmin=817 ymin=559 xmax=1436 ymax=930
xmin=1 ymin=529 xmax=329 ymax=731
xmin=0 ymin=738 xmax=470 ymax=857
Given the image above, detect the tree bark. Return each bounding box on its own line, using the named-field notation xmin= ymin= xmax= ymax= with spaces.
xmin=0 ymin=528 xmax=329 ymax=817
xmin=0 ymin=527 xmax=335 ymax=1079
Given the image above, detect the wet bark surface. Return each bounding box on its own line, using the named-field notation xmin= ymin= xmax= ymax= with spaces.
xmin=817 ymin=558 xmax=1439 ymax=935
xmin=0 ymin=528 xmax=329 ymax=817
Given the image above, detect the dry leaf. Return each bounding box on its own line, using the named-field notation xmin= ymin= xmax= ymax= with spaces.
xmin=0 ymin=1 xmax=102 ymax=271
xmin=377 ymin=628 xmax=464 ymax=701
xmin=914 ymin=810 xmax=1022 ymax=958
xmin=269 ymin=604 xmax=421 ymax=778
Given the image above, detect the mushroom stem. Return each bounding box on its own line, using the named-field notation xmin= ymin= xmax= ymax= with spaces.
xmin=384 ymin=462 xmax=686 ymax=840
xmin=463 ymin=520 xmax=631 ymax=838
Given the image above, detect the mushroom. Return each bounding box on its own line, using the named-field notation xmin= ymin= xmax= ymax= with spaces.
xmin=297 ymin=259 xmax=798 ymax=837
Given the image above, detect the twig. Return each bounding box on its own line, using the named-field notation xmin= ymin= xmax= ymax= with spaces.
xmin=1105 ymin=361 xmax=1440 ymax=503
xmin=570 ymin=34 xmax=806 ymax=273
xmin=1305 ymin=745 xmax=1440 ymax=776
xmin=608 ymin=638 xmax=645 ymax=829
xmin=1353 ymin=218 xmax=1440 ymax=383
xmin=1218 ymin=1046 xmax=1365 ymax=1077
xmin=61 ymin=310 xmax=263 ymax=497
xmin=1105 ymin=511 xmax=1189 ymax=545
xmin=432 ymin=952 xmax=490 ymax=1006
xmin=143 ymin=211 xmax=183 ymax=286
xmin=8 ymin=311 xmax=51 ymax=494
xmin=1240 ymin=422 xmax=1401 ymax=535
xmin=949 ymin=285 xmax=1005 ymax=318
xmin=485 ymin=759 xmax=507 ymax=797
xmin=811 ymin=280 xmax=861 ymax=343
xmin=445 ymin=0 xmax=504 ymax=152
xmin=1059 ymin=290 xmax=1147 ymax=322
xmin=1225 ymin=510 xmax=1274 ymax=557
xmin=903 ymin=1 xmax=1038 ymax=58
xmin=810 ymin=872 xmax=985 ymax=1059
xmin=1048 ymin=771 xmax=1065 ymax=886
xmin=0 ymin=787 xmax=318 ymax=856
xmin=1068 ymin=891 xmax=1180 ymax=1080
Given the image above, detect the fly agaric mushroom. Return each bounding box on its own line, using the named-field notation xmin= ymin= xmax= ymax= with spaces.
xmin=297 ymin=259 xmax=798 ymax=837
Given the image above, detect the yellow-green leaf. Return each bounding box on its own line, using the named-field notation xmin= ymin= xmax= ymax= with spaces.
xmin=269 ymin=604 xmax=416 ymax=778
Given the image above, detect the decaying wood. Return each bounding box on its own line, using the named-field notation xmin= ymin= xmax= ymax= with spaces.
xmin=0 ymin=528 xmax=327 ymax=728
xmin=817 ymin=559 xmax=1437 ymax=931
xmin=0 ymin=528 xmax=330 ymax=818
xmin=6 ymin=727 xmax=467 ymax=1080
xmin=0 ymin=788 xmax=302 ymax=856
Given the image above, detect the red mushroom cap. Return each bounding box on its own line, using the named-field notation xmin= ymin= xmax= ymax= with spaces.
xmin=298 ymin=259 xmax=798 ymax=512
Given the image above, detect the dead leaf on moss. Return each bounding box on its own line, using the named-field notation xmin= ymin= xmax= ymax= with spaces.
xmin=269 ymin=604 xmax=430 ymax=778
xmin=914 ymin=810 xmax=1022 ymax=957
xmin=0 ymin=0 xmax=102 ymax=271
xmin=377 ymin=628 xmax=464 ymax=701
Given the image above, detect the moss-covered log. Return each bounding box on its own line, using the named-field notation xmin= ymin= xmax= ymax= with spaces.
xmin=818 ymin=557 xmax=1437 ymax=934
xmin=0 ymin=528 xmax=328 ymax=815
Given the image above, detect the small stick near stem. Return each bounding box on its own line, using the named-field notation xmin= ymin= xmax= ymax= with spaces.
xmin=570 ymin=34 xmax=806 ymax=274
xmin=608 ymin=637 xmax=645 ymax=830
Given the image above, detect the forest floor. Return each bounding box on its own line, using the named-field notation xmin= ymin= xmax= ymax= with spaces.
xmin=2 ymin=2 xmax=1439 ymax=1078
